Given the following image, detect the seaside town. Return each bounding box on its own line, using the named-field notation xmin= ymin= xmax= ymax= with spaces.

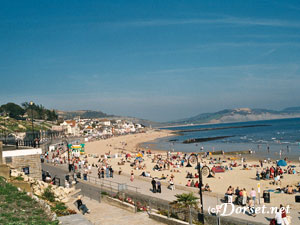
xmin=53 ymin=118 xmax=145 ymax=139
xmin=2 ymin=1 xmax=300 ymax=225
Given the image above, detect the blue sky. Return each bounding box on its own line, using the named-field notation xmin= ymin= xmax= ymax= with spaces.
xmin=1 ymin=0 xmax=300 ymax=121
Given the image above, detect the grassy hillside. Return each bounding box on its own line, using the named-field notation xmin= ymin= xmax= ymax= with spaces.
xmin=0 ymin=116 xmax=53 ymax=133
xmin=0 ymin=177 xmax=58 ymax=224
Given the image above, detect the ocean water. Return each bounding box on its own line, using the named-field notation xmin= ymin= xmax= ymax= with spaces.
xmin=142 ymin=118 xmax=300 ymax=160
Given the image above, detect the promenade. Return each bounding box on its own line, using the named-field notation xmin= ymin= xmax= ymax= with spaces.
xmin=43 ymin=163 xmax=300 ymax=224
xmin=64 ymin=195 xmax=163 ymax=225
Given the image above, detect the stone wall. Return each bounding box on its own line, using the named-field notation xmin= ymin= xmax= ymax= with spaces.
xmin=7 ymin=154 xmax=41 ymax=180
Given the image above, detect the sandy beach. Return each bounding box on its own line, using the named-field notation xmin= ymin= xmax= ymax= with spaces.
xmin=85 ymin=129 xmax=174 ymax=155
xmin=84 ymin=129 xmax=300 ymax=210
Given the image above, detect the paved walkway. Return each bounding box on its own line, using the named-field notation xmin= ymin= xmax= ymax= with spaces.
xmin=66 ymin=196 xmax=163 ymax=225
xmin=59 ymin=214 xmax=93 ymax=225
xmin=44 ymin=163 xmax=300 ymax=224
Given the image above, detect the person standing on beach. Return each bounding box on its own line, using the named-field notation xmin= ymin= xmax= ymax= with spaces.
xmin=130 ymin=170 xmax=134 ymax=182
xmin=151 ymin=178 xmax=157 ymax=193
xmin=250 ymin=188 xmax=256 ymax=204
xmin=242 ymin=188 xmax=247 ymax=206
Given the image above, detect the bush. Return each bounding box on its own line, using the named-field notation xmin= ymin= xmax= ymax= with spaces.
xmin=42 ymin=186 xmax=56 ymax=202
xmin=14 ymin=176 xmax=24 ymax=181
xmin=101 ymin=191 xmax=108 ymax=196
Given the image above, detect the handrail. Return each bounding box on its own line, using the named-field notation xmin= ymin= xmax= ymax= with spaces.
xmin=85 ymin=175 xmax=140 ymax=193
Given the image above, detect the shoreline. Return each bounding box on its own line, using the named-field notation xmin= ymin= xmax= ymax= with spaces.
xmin=83 ymin=129 xmax=300 ymax=211
xmin=138 ymin=137 xmax=300 ymax=162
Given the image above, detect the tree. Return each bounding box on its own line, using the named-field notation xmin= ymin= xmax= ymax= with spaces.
xmin=22 ymin=102 xmax=58 ymax=121
xmin=170 ymin=192 xmax=199 ymax=222
xmin=0 ymin=103 xmax=25 ymax=119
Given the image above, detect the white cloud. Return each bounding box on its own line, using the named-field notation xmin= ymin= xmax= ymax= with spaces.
xmin=106 ymin=16 xmax=300 ymax=28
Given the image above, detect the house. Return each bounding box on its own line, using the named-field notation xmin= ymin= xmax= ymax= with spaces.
xmin=60 ymin=120 xmax=80 ymax=136
xmin=99 ymin=119 xmax=111 ymax=126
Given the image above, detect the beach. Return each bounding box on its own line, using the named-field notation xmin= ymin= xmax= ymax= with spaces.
xmin=85 ymin=129 xmax=174 ymax=155
xmin=84 ymin=129 xmax=300 ymax=211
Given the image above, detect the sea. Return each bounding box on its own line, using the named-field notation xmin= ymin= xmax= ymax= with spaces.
xmin=142 ymin=118 xmax=300 ymax=160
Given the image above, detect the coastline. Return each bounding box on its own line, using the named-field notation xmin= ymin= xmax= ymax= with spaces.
xmin=84 ymin=130 xmax=300 ymax=211
xmin=85 ymin=129 xmax=175 ymax=155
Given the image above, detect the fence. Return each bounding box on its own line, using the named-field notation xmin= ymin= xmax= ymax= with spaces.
xmin=85 ymin=175 xmax=140 ymax=193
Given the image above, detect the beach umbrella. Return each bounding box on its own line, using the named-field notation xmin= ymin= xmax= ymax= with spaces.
xmin=136 ymin=153 xmax=143 ymax=157
xmin=277 ymin=160 xmax=287 ymax=167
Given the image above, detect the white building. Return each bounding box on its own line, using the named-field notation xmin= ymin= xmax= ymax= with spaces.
xmin=60 ymin=120 xmax=80 ymax=136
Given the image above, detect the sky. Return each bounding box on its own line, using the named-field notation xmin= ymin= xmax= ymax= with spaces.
xmin=1 ymin=0 xmax=300 ymax=122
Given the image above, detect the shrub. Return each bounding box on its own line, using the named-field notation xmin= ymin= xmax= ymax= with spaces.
xmin=101 ymin=191 xmax=108 ymax=196
xmin=14 ymin=176 xmax=24 ymax=181
xmin=42 ymin=186 xmax=56 ymax=202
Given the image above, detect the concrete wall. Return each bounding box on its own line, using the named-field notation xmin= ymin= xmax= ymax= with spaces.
xmin=2 ymin=149 xmax=42 ymax=180
xmin=149 ymin=213 xmax=189 ymax=225
xmin=103 ymin=196 xmax=136 ymax=213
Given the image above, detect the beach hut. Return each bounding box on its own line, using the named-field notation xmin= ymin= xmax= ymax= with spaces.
xmin=277 ymin=160 xmax=287 ymax=167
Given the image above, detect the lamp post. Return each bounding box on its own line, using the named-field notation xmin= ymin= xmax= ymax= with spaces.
xmin=63 ymin=136 xmax=71 ymax=172
xmin=29 ymin=101 xmax=34 ymax=147
xmin=4 ymin=112 xmax=7 ymax=145
xmin=188 ymin=153 xmax=204 ymax=224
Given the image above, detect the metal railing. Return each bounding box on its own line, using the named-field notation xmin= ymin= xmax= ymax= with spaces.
xmin=84 ymin=175 xmax=140 ymax=193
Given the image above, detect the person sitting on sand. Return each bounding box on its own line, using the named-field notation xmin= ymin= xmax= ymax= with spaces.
xmin=186 ymin=180 xmax=191 ymax=187
xmin=186 ymin=172 xmax=193 ymax=179
xmin=274 ymin=175 xmax=281 ymax=185
xmin=160 ymin=174 xmax=168 ymax=180
xmin=194 ymin=181 xmax=199 ymax=188
xmin=207 ymin=171 xmax=215 ymax=178
xmin=153 ymin=164 xmax=160 ymax=171
xmin=256 ymin=170 xmax=260 ymax=180
xmin=287 ymin=185 xmax=293 ymax=194
xmin=204 ymin=183 xmax=211 ymax=192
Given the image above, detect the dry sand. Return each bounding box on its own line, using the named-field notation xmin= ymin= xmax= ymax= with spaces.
xmin=84 ymin=129 xmax=300 ymax=210
xmin=85 ymin=129 xmax=173 ymax=155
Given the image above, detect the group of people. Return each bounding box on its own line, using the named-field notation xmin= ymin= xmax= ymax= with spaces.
xmin=256 ymin=166 xmax=284 ymax=181
xmin=97 ymin=166 xmax=114 ymax=179
xmin=224 ymin=186 xmax=257 ymax=217
xmin=151 ymin=178 xmax=162 ymax=193
xmin=225 ymin=186 xmax=257 ymax=207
